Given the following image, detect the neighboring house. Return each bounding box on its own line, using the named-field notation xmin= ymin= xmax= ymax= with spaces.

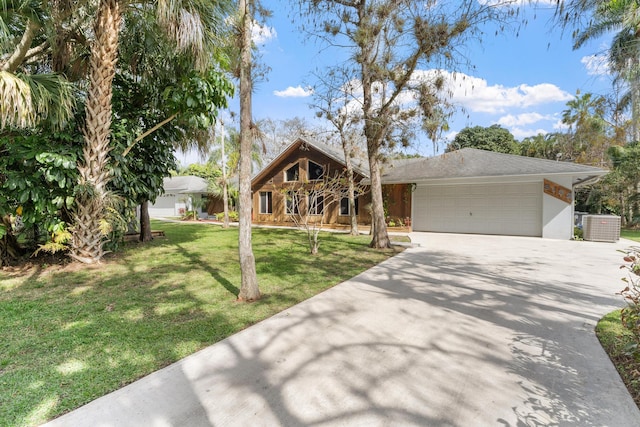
xmin=252 ymin=138 xmax=608 ymax=240
xmin=381 ymin=148 xmax=607 ymax=239
xmin=149 ymin=175 xmax=210 ymax=218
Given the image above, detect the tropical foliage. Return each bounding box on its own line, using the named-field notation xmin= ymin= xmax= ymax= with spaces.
xmin=0 ymin=0 xmax=235 ymax=264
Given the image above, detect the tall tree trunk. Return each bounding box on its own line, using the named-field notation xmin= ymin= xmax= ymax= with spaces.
xmin=221 ymin=118 xmax=229 ymax=228
xmin=69 ymin=0 xmax=120 ymax=264
xmin=237 ymin=0 xmax=260 ymax=301
xmin=343 ymin=149 xmax=359 ymax=236
xmin=367 ymin=148 xmax=391 ymax=248
xmin=139 ymin=200 xmax=153 ymax=242
xmin=632 ymin=56 xmax=640 ymax=142
xmin=358 ymin=2 xmax=389 ymax=249
xmin=222 ymin=179 xmax=230 ymax=228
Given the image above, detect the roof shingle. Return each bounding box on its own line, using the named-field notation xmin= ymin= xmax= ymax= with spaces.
xmin=381 ymin=148 xmax=607 ymax=183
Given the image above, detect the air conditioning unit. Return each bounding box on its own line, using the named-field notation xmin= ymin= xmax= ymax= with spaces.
xmin=583 ymin=215 xmax=621 ymax=242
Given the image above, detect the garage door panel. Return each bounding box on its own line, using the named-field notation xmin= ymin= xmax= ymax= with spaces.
xmin=413 ymin=182 xmax=542 ymax=237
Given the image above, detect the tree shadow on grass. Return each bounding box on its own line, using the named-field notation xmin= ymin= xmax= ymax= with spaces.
xmin=1 ymin=261 xmax=241 ymax=426
xmin=175 ymin=243 xmax=239 ymax=298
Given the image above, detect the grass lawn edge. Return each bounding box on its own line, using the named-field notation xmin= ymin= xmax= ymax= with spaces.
xmin=595 ymin=310 xmax=640 ymax=409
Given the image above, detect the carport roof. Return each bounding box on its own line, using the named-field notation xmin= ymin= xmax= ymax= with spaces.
xmin=381 ymin=148 xmax=608 ymax=185
xmin=163 ymin=176 xmax=209 ymax=193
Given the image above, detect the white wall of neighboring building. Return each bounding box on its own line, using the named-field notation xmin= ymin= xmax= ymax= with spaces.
xmin=149 ymin=194 xmax=180 ymax=217
xmin=541 ymin=175 xmax=574 ymax=240
xmin=149 ymin=193 xmax=209 ymax=218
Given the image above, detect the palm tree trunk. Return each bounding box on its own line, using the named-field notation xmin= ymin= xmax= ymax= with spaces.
xmin=70 ymin=0 xmax=120 ymax=264
xmin=237 ymin=0 xmax=260 ymax=301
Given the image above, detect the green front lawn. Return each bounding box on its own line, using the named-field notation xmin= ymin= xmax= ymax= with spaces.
xmin=0 ymin=222 xmax=402 ymax=426
xmin=621 ymin=229 xmax=640 ymax=242
xmin=596 ymin=310 xmax=640 ymax=408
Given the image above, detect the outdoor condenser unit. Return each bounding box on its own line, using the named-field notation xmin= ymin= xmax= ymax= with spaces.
xmin=583 ymin=215 xmax=621 ymax=243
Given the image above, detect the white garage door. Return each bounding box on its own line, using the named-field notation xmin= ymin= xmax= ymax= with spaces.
xmin=412 ymin=182 xmax=542 ymax=236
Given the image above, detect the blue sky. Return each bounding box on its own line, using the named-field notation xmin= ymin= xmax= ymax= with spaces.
xmin=177 ymin=1 xmax=613 ymax=164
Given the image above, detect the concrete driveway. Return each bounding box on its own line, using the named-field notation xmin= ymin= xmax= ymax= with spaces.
xmin=45 ymin=233 xmax=640 ymax=426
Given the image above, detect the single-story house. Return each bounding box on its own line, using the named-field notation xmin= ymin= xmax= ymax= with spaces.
xmin=251 ymin=138 xmax=607 ymax=239
xmin=381 ymin=149 xmax=606 ymax=239
xmin=149 ymin=175 xmax=210 ymax=218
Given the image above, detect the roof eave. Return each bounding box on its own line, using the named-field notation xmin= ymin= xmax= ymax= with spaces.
xmin=380 ymin=169 xmax=609 ymax=185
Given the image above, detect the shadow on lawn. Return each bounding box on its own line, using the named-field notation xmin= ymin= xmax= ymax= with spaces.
xmin=3 ymin=223 xmax=399 ymax=426
xmin=1 ymin=259 xmax=240 ymax=426
xmin=175 ymin=243 xmax=239 ymax=297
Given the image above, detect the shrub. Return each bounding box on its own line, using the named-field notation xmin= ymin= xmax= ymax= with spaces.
xmin=215 ymin=211 xmax=239 ymax=222
xmin=618 ymin=248 xmax=640 ymax=356
xmin=181 ymin=210 xmax=198 ymax=221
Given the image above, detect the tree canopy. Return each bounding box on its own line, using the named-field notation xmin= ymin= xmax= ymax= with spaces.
xmin=447 ymin=125 xmax=518 ymax=154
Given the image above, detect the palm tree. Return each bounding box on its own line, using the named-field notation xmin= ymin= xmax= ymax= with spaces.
xmin=70 ymin=0 xmax=233 ymax=263
xmin=68 ymin=0 xmax=120 ymax=263
xmin=565 ymin=0 xmax=640 ymax=141
xmin=562 ymin=92 xmax=610 ymax=165
xmin=0 ymin=0 xmax=77 ymax=131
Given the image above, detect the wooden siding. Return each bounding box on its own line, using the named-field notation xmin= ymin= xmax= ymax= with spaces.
xmin=251 ymin=143 xmax=373 ymax=225
xmin=383 ymin=184 xmax=413 ymax=223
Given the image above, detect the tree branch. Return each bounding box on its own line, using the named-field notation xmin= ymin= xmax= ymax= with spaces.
xmin=122 ymin=113 xmax=178 ymax=157
xmin=1 ymin=20 xmax=41 ymax=72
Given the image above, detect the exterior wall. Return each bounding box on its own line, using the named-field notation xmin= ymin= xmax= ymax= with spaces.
xmin=542 ymin=175 xmax=574 ymax=240
xmin=149 ymin=193 xmax=209 ymax=218
xmin=149 ymin=194 xmax=179 ymax=217
xmin=383 ymin=184 xmax=413 ymax=225
xmin=251 ymin=145 xmax=374 ymax=226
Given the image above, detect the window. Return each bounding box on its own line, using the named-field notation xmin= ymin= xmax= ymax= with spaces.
xmin=309 ymin=191 xmax=324 ymax=215
xmin=259 ymin=191 xmax=272 ymax=214
xmin=339 ymin=197 xmax=359 ymax=216
xmin=285 ymin=163 xmax=299 ymax=182
xmin=286 ymin=191 xmax=300 ymax=215
xmin=200 ymin=194 xmax=208 ymax=213
xmin=308 ymin=161 xmax=324 ymax=180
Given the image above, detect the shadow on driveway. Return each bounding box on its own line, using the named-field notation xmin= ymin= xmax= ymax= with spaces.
xmin=44 ymin=233 xmax=640 ymax=426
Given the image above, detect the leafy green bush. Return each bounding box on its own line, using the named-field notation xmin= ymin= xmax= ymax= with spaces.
xmin=618 ymin=248 xmax=640 ymax=356
xmin=574 ymin=227 xmax=584 ymax=240
xmin=215 ymin=211 xmax=239 ymax=222
xmin=181 ymin=210 xmax=199 ymax=221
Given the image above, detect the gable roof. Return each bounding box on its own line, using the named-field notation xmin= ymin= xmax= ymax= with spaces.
xmin=251 ymin=137 xmax=370 ymax=184
xmin=163 ymin=175 xmax=209 ymax=194
xmin=380 ymin=148 xmax=608 ymax=185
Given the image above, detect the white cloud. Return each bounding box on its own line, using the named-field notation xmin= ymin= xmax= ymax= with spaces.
xmin=252 ymin=22 xmax=277 ymax=45
xmin=273 ymin=85 xmax=314 ymax=98
xmin=581 ymin=54 xmax=610 ymax=76
xmin=409 ymin=70 xmax=573 ymax=114
xmin=509 ymin=127 xmax=549 ymax=139
xmin=497 ymin=112 xmax=551 ymax=127
xmin=478 ymin=0 xmax=556 ymax=6
xmin=441 ymin=71 xmax=573 ymax=113
xmin=443 ymin=130 xmax=458 ymax=142
xmin=553 ymin=119 xmax=570 ymax=131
